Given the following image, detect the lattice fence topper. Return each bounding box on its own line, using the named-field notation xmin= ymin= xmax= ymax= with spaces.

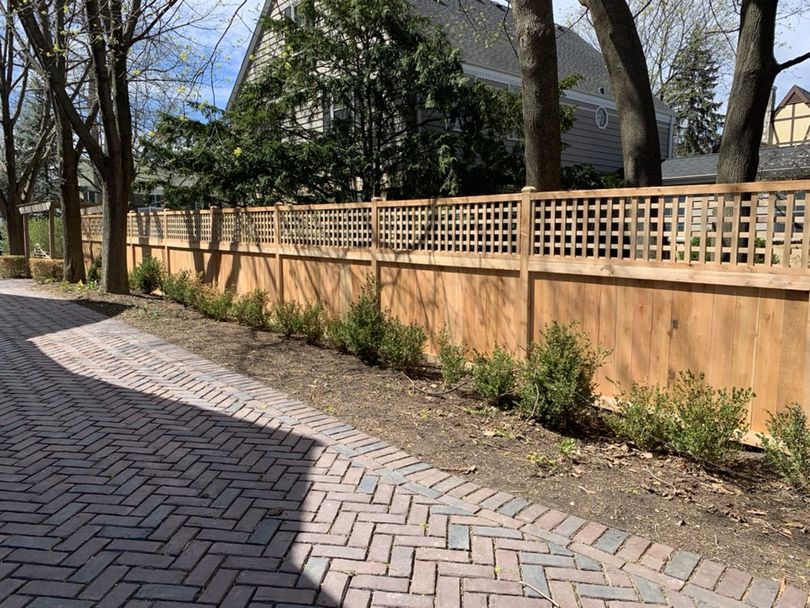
xmin=378 ymin=199 xmax=520 ymax=255
xmin=280 ymin=206 xmax=372 ymax=248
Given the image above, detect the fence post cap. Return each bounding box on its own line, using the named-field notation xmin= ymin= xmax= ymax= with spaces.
xmin=371 ymin=196 xmax=383 ymax=202
xmin=521 ymin=186 xmax=538 ymax=193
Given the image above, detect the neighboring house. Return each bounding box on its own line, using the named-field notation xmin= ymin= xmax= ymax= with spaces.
xmin=229 ymin=0 xmax=675 ymax=174
xmin=662 ymin=143 xmax=810 ymax=185
xmin=77 ymin=162 xmax=171 ymax=210
xmin=763 ymin=85 xmax=810 ymax=147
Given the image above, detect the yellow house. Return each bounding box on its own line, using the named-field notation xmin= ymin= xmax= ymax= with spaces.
xmin=766 ymin=85 xmax=810 ymax=146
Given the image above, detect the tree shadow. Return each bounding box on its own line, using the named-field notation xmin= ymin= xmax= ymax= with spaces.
xmin=0 ymin=284 xmax=340 ymax=607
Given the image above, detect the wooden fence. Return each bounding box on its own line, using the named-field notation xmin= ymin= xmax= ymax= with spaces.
xmin=81 ymin=180 xmax=810 ymax=440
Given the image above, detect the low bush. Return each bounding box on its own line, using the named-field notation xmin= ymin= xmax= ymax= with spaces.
xmin=161 ymin=270 xmax=198 ymax=306
xmin=519 ymin=322 xmax=607 ymax=430
xmin=0 ymin=255 xmax=29 ymax=278
xmin=610 ymin=371 xmax=752 ymax=464
xmin=87 ymin=257 xmax=102 ymax=283
xmin=30 ymin=258 xmax=64 ymax=283
xmin=472 ymin=346 xmax=518 ymax=407
xmin=379 ymin=319 xmax=425 ymax=371
xmin=231 ymin=290 xmax=269 ymax=329
xmin=194 ymin=284 xmax=233 ymax=321
xmin=130 ymin=256 xmax=164 ymax=294
xmin=437 ymin=328 xmax=468 ymax=386
xmin=761 ymin=404 xmax=810 ymax=491
xmin=270 ymin=301 xmax=304 ymax=337
xmin=298 ymin=302 xmax=326 ymax=344
xmin=330 ymin=281 xmax=387 ymax=364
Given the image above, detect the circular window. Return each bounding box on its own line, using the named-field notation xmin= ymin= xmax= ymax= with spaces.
xmin=595 ymin=106 xmax=609 ymax=130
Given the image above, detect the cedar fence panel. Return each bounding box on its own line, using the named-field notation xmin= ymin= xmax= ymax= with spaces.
xmin=81 ymin=181 xmax=810 ymax=441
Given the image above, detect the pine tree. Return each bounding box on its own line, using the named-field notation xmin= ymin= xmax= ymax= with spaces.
xmin=663 ymin=34 xmax=724 ymax=157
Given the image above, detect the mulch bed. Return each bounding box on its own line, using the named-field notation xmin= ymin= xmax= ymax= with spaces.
xmin=35 ymin=281 xmax=810 ymax=588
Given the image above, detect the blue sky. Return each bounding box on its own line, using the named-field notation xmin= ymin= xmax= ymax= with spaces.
xmin=207 ymin=0 xmax=810 ymax=110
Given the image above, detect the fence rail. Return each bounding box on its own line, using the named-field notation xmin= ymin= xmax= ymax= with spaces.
xmin=81 ymin=180 xmax=810 ymax=440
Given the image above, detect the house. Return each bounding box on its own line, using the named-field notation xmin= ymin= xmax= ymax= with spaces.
xmin=229 ymin=0 xmax=675 ymax=175
xmin=763 ymin=85 xmax=810 ymax=147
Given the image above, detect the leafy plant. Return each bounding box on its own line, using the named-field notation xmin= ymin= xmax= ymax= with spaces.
xmin=130 ymin=255 xmax=164 ymax=294
xmin=760 ymin=404 xmax=810 ymax=491
xmin=299 ymin=302 xmax=326 ymax=344
xmin=87 ymin=257 xmax=102 ymax=283
xmin=519 ymin=322 xmax=607 ymax=430
xmin=472 ymin=346 xmax=518 ymax=407
xmin=437 ymin=327 xmax=468 ymax=386
xmin=29 ymin=258 xmax=63 ymax=283
xmin=609 ymin=383 xmax=676 ymax=452
xmin=0 ymin=255 xmax=29 ymax=278
xmin=379 ymin=319 xmax=426 ymax=371
xmin=194 ymin=284 xmax=234 ymax=321
xmin=161 ymin=270 xmax=198 ymax=306
xmin=231 ymin=290 xmax=269 ymax=329
xmin=330 ymin=280 xmax=387 ymax=364
xmin=610 ymin=371 xmax=752 ymax=464
xmin=270 ymin=301 xmax=304 ymax=337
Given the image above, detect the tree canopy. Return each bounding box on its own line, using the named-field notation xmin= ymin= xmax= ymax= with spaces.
xmin=145 ymin=0 xmax=531 ymax=206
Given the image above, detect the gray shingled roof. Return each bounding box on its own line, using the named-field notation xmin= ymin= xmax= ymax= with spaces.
xmin=662 ymin=144 xmax=810 ymax=184
xmin=231 ymin=0 xmax=672 ymax=114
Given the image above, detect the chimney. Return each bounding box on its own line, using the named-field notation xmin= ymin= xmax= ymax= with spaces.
xmin=762 ymin=86 xmax=776 ymax=144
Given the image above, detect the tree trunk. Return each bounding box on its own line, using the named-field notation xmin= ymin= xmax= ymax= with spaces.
xmin=55 ymin=103 xmax=86 ymax=283
xmin=100 ymin=159 xmax=131 ymax=294
xmin=716 ymin=0 xmax=778 ymax=183
xmin=3 ymin=206 xmax=25 ymax=255
xmin=578 ymin=0 xmax=662 ymax=186
xmin=513 ymin=0 xmax=561 ymax=191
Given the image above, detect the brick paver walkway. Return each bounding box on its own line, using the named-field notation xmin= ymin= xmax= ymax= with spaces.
xmin=0 ymin=281 xmax=807 ymax=608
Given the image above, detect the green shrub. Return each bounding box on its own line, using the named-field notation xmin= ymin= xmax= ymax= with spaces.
xmin=87 ymin=257 xmax=102 ymax=283
xmin=270 ymin=301 xmax=304 ymax=337
xmin=610 ymin=371 xmax=752 ymax=464
xmin=519 ymin=322 xmax=606 ymax=430
xmin=161 ymin=270 xmax=198 ymax=306
xmin=609 ymin=383 xmax=676 ymax=452
xmin=333 ymin=281 xmax=387 ymax=365
xmin=753 ymin=236 xmax=780 ymax=265
xmin=231 ymin=290 xmax=269 ymax=329
xmin=130 ymin=256 xmax=164 ymax=294
xmin=194 ymin=284 xmax=233 ymax=321
xmin=30 ymin=258 xmax=64 ymax=283
xmin=299 ymin=302 xmax=326 ymax=344
xmin=379 ymin=319 xmax=426 ymax=371
xmin=0 ymin=255 xmax=29 ymax=278
xmin=472 ymin=346 xmax=518 ymax=407
xmin=437 ymin=328 xmax=468 ymax=386
xmin=760 ymin=404 xmax=810 ymax=490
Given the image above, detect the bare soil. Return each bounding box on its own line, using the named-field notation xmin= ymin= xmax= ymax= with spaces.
xmin=34 ymin=281 xmax=810 ymax=588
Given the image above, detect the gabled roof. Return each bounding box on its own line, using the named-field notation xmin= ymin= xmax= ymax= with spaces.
xmin=228 ymin=0 xmax=672 ymax=114
xmin=661 ymin=143 xmax=810 ymax=185
xmin=775 ymin=84 xmax=810 ymax=111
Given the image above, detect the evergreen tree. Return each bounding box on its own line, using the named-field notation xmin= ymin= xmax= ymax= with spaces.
xmin=663 ymin=34 xmax=724 ymax=157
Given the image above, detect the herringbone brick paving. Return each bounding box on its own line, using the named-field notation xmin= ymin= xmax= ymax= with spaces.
xmin=0 ymin=280 xmax=806 ymax=608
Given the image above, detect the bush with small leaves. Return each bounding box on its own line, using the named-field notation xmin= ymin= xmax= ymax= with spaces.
xmin=472 ymin=346 xmax=518 ymax=407
xmin=519 ymin=322 xmax=607 ymax=430
xmin=0 ymin=255 xmax=29 ymax=278
xmin=130 ymin=255 xmax=164 ymax=294
xmin=270 ymin=301 xmax=304 ymax=337
xmin=670 ymin=371 xmax=752 ymax=463
xmin=87 ymin=257 xmax=102 ymax=283
xmin=29 ymin=258 xmax=63 ymax=283
xmin=609 ymin=383 xmax=676 ymax=452
xmin=194 ymin=284 xmax=233 ymax=321
xmin=760 ymin=404 xmax=810 ymax=491
xmin=161 ymin=271 xmax=198 ymax=306
xmin=299 ymin=302 xmax=326 ymax=344
xmin=379 ymin=319 xmax=425 ymax=371
xmin=333 ymin=280 xmax=387 ymax=365
xmin=609 ymin=371 xmax=752 ymax=464
xmin=437 ymin=328 xmax=468 ymax=386
xmin=231 ymin=290 xmax=269 ymax=329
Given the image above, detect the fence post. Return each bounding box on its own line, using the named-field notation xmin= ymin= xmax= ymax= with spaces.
xmin=163 ymin=209 xmax=171 ymax=275
xmin=274 ymin=203 xmax=284 ymax=302
xmin=519 ymin=187 xmax=536 ymax=354
xmin=370 ymin=197 xmax=381 ymax=288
